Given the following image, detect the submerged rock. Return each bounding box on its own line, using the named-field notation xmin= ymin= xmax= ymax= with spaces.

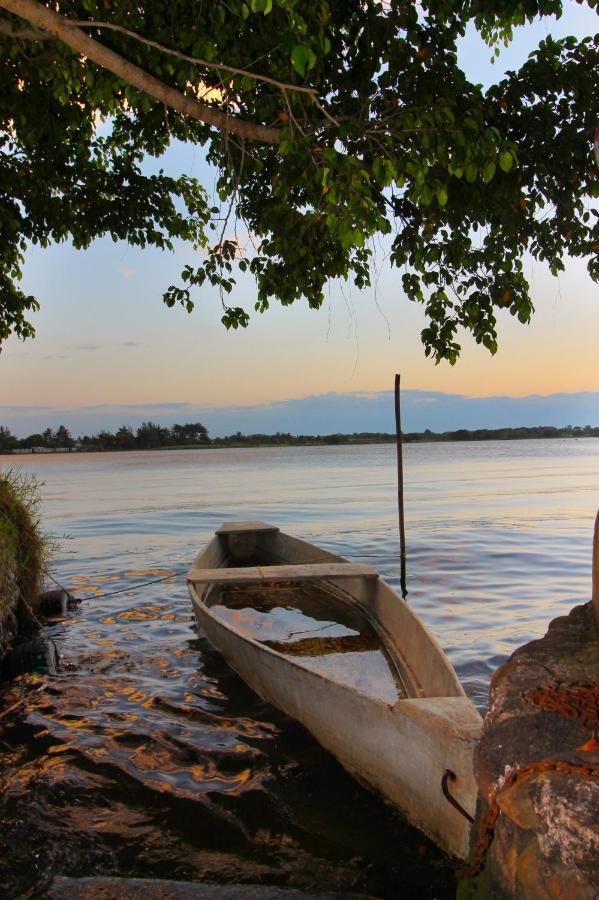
xmin=471 ymin=600 xmax=599 ymax=899
xmin=1 ymin=632 xmax=59 ymax=678
xmin=38 ymin=588 xmax=72 ymax=616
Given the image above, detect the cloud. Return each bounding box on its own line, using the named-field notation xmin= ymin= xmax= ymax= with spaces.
xmin=119 ymin=341 xmax=147 ymax=348
xmin=71 ymin=344 xmax=99 ymax=352
xmin=118 ymin=265 xmax=137 ymax=280
xmin=0 ymin=405 xmax=54 ymax=415
xmin=77 ymin=401 xmax=192 ymax=412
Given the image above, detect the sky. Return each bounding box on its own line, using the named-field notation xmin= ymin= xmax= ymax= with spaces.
xmin=2 ymin=390 xmax=599 ymax=438
xmin=1 ymin=3 xmax=598 ymax=435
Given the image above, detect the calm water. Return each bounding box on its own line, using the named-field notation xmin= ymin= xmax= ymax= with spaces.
xmin=1 ymin=440 xmax=598 ymax=897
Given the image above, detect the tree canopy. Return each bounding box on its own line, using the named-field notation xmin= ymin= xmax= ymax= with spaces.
xmin=0 ymin=0 xmax=597 ymax=362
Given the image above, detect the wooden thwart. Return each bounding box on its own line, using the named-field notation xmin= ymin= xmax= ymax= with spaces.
xmin=215 ymin=521 xmax=279 ymax=535
xmin=187 ymin=562 xmax=378 ymax=585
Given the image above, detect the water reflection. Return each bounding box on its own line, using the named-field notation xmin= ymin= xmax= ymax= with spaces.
xmin=2 ymin=439 xmax=598 ymax=896
xmin=209 ymin=582 xmax=403 ymax=704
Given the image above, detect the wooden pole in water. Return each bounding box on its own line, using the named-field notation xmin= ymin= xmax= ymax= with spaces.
xmin=394 ymin=374 xmax=408 ymax=599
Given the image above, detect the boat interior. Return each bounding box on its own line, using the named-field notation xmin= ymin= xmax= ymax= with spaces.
xmin=188 ymin=521 xmax=462 ymax=703
xmin=187 ymin=522 xmax=472 ymax=703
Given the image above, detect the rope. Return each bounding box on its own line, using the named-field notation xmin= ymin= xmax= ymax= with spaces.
xmin=44 ymin=568 xmax=187 ymax=602
xmin=42 ymin=531 xmax=407 ymax=603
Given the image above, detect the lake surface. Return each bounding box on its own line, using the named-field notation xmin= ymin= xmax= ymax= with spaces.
xmin=1 ymin=439 xmax=598 ymax=897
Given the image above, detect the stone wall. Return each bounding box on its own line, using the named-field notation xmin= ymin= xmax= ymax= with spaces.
xmin=470 ymin=600 xmax=599 ymax=899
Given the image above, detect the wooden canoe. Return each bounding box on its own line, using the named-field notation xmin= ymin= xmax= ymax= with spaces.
xmin=187 ymin=521 xmax=482 ymax=859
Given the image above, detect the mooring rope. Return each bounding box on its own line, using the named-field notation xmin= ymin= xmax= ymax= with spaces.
xmin=44 ymin=567 xmax=188 ymax=603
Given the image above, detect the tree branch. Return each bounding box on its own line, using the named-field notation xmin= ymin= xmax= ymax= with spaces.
xmin=68 ymin=18 xmax=320 ymax=101
xmin=0 ymin=0 xmax=281 ymax=144
xmin=0 ymin=15 xmax=49 ymax=38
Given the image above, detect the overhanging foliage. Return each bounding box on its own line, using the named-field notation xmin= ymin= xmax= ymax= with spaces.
xmin=0 ymin=0 xmax=597 ymax=361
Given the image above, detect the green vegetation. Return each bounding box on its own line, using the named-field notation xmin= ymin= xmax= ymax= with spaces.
xmin=2 ymin=422 xmax=599 ymax=453
xmin=1 ymin=1 xmax=597 ymax=362
xmin=207 ymin=425 xmax=599 ymax=445
xmin=0 ymin=470 xmax=47 ymax=651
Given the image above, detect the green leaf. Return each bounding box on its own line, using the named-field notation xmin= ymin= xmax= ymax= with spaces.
xmin=465 ymin=163 xmax=478 ymax=183
xmin=339 ymin=226 xmax=354 ymax=250
xmin=499 ymin=151 xmax=514 ymax=172
xmin=420 ymin=184 xmax=433 ymax=205
xmin=291 ymin=44 xmax=311 ymax=76
xmin=482 ymin=161 xmax=496 ymax=182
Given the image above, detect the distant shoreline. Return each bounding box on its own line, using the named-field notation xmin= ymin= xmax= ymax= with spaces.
xmin=2 ymin=424 xmax=599 ymax=454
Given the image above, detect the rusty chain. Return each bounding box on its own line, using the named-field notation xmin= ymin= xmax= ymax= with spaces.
xmin=461 ymin=680 xmax=599 ymax=878
xmin=462 ymin=758 xmax=599 ymax=877
xmin=522 ymin=681 xmax=599 ymax=730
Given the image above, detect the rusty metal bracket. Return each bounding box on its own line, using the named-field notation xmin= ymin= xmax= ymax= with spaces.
xmin=441 ymin=769 xmax=474 ymax=823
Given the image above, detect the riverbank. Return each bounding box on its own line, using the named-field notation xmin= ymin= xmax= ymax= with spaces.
xmin=0 ymin=473 xmax=44 ymax=657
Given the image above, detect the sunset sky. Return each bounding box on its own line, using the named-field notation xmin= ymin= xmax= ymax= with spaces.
xmin=1 ymin=3 xmax=598 ymax=430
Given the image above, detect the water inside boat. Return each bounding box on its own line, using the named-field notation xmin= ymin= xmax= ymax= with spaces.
xmin=207 ymin=580 xmax=405 ymax=704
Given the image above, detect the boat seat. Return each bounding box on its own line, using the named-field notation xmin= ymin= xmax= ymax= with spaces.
xmin=187 ymin=562 xmax=379 ymax=585
xmin=215 ymin=521 xmax=280 ymax=535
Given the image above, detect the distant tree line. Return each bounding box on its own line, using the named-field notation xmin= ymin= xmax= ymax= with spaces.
xmin=0 ymin=421 xmax=209 ymax=452
xmin=1 ymin=423 xmax=599 ymax=454
xmin=402 ymin=425 xmax=599 ymax=443
xmin=0 ymin=424 xmax=77 ymax=451
xmin=209 ymin=425 xmax=599 ymax=446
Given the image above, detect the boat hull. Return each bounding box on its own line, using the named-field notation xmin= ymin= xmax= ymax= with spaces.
xmin=188 ymin=524 xmax=482 ymax=859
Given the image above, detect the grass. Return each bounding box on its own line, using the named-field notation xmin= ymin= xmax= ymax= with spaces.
xmin=0 ymin=470 xmax=51 ymax=646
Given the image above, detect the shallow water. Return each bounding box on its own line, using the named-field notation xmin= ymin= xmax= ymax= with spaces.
xmin=210 ymin=582 xmax=403 ymax=705
xmin=1 ymin=439 xmax=598 ymax=897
